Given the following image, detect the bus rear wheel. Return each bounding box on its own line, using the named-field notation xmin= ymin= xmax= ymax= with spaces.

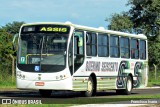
xmin=39 ymin=90 xmax=52 ymax=97
xmin=116 ymin=76 xmax=132 ymax=95
xmin=124 ymin=76 xmax=132 ymax=95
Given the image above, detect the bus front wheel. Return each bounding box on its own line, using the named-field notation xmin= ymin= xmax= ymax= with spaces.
xmin=39 ymin=90 xmax=52 ymax=97
xmin=83 ymin=76 xmax=95 ymax=97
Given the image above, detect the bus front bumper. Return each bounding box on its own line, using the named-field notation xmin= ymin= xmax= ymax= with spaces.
xmin=16 ymin=77 xmax=72 ymax=90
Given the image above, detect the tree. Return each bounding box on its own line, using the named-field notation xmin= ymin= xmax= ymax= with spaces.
xmin=106 ymin=13 xmax=133 ymax=33
xmin=148 ymin=40 xmax=160 ymax=66
xmin=128 ymin=0 xmax=160 ymax=37
xmin=2 ymin=21 xmax=25 ymax=53
xmin=0 ymin=28 xmax=14 ymax=74
xmin=0 ymin=21 xmax=24 ymax=80
xmin=2 ymin=21 xmax=25 ymax=35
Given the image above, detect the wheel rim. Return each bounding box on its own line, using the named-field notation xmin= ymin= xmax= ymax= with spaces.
xmin=87 ymin=79 xmax=93 ymax=93
xmin=127 ymin=79 xmax=132 ymax=92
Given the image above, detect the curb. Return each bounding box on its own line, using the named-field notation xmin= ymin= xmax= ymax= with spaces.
xmin=71 ymin=104 xmax=149 ymax=107
xmin=136 ymin=86 xmax=160 ymax=89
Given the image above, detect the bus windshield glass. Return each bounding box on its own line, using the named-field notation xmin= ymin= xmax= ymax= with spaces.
xmin=17 ymin=25 xmax=70 ymax=72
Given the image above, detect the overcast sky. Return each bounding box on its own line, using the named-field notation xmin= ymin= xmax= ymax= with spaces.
xmin=0 ymin=0 xmax=130 ymax=28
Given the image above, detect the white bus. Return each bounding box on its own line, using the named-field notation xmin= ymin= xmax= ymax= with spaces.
xmin=16 ymin=22 xmax=148 ymax=97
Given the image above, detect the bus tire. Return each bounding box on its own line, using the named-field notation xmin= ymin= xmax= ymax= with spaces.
xmin=84 ymin=76 xmax=95 ymax=97
xmin=123 ymin=76 xmax=133 ymax=95
xmin=39 ymin=90 xmax=52 ymax=97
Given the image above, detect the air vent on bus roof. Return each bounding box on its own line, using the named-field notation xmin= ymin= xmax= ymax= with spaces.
xmin=99 ymin=27 xmax=105 ymax=30
xmin=65 ymin=21 xmax=72 ymax=24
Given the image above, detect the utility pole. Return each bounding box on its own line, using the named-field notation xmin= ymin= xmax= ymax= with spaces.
xmin=153 ymin=64 xmax=157 ymax=80
xmin=9 ymin=54 xmax=15 ymax=82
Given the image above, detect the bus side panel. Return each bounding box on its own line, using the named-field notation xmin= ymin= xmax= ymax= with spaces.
xmin=97 ymin=77 xmax=117 ymax=90
xmin=72 ymin=77 xmax=88 ymax=91
xmin=73 ymin=57 xmax=148 ymax=91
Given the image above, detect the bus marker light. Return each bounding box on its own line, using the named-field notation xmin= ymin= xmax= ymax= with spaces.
xmin=35 ymin=82 xmax=44 ymax=86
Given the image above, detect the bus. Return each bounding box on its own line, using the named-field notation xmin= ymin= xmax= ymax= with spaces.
xmin=16 ymin=22 xmax=148 ymax=97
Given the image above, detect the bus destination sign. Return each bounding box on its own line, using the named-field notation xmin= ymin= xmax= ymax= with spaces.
xmin=22 ymin=25 xmax=70 ymax=34
xmin=39 ymin=26 xmax=67 ymax=32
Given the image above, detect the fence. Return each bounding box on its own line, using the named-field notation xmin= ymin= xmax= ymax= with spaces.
xmin=148 ymin=64 xmax=160 ymax=86
xmin=0 ymin=57 xmax=15 ymax=87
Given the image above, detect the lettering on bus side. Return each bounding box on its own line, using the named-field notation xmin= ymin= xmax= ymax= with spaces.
xmin=86 ymin=61 xmax=100 ymax=72
xmin=85 ymin=61 xmax=118 ymax=72
xmin=101 ymin=62 xmax=118 ymax=72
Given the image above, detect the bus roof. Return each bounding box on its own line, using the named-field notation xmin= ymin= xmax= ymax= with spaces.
xmin=22 ymin=22 xmax=147 ymax=40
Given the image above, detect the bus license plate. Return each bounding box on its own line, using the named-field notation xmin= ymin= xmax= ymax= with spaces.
xmin=35 ymin=82 xmax=44 ymax=86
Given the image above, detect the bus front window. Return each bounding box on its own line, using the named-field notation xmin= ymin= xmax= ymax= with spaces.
xmin=18 ymin=33 xmax=68 ymax=72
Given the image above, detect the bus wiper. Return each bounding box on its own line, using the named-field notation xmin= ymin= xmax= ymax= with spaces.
xmin=39 ymin=36 xmax=45 ymax=71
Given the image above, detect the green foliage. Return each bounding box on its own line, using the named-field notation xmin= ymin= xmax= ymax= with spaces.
xmin=148 ymin=68 xmax=160 ymax=87
xmin=2 ymin=21 xmax=25 ymax=35
xmin=0 ymin=21 xmax=24 ymax=81
xmin=127 ymin=0 xmax=160 ymax=36
xmin=107 ymin=13 xmax=133 ymax=33
xmin=0 ymin=73 xmax=16 ymax=88
xmin=148 ymin=38 xmax=160 ymax=66
xmin=0 ymin=29 xmax=14 ymax=73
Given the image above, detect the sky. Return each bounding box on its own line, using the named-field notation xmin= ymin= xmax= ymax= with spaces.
xmin=0 ymin=0 xmax=130 ymax=28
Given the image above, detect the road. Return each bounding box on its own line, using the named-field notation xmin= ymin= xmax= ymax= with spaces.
xmin=0 ymin=88 xmax=160 ymax=98
xmin=0 ymin=88 xmax=160 ymax=104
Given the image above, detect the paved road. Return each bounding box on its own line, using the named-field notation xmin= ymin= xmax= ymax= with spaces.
xmin=0 ymin=87 xmax=160 ymax=98
xmin=0 ymin=88 xmax=160 ymax=105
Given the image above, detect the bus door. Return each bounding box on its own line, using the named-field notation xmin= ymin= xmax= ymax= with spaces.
xmin=68 ymin=30 xmax=84 ymax=75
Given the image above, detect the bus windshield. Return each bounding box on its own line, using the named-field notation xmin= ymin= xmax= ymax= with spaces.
xmin=17 ymin=25 xmax=70 ymax=72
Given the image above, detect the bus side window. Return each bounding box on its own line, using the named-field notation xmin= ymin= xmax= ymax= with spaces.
xmin=98 ymin=34 xmax=108 ymax=57
xmin=74 ymin=31 xmax=84 ymax=55
xmin=140 ymin=40 xmax=146 ymax=59
xmin=86 ymin=32 xmax=97 ymax=56
xmin=110 ymin=35 xmax=119 ymax=57
xmin=74 ymin=30 xmax=84 ymax=71
xmin=120 ymin=37 xmax=129 ymax=58
xmin=131 ymin=39 xmax=139 ymax=59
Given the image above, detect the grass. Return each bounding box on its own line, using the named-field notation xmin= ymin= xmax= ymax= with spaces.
xmin=0 ymin=73 xmax=16 ymax=89
xmin=1 ymin=94 xmax=160 ymax=107
xmin=0 ymin=104 xmax=73 ymax=107
xmin=148 ymin=70 xmax=160 ymax=87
